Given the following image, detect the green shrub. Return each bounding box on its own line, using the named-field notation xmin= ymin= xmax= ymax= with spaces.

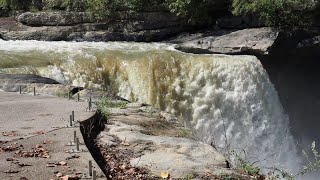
xmin=178 ymin=127 xmax=190 ymax=137
xmin=232 ymin=0 xmax=318 ymax=28
xmin=85 ymin=0 xmax=211 ymax=22
xmin=41 ymin=0 xmax=85 ymax=11
xmin=96 ymin=95 xmax=112 ymax=118
xmin=86 ymin=0 xmax=165 ymax=20
xmin=231 ymin=150 xmax=260 ymax=176
xmin=82 ymin=0 xmax=212 ymax=22
xmin=85 ymin=0 xmax=113 ymax=20
xmin=1 ymin=0 xmax=214 ymax=23
xmin=43 ymin=0 xmax=66 ymax=10
xmin=2 ymin=0 xmax=317 ymax=28
xmin=0 ymin=0 xmax=32 ymax=10
xmin=60 ymin=0 xmax=86 ymax=11
xmin=165 ymin=0 xmax=212 ymax=22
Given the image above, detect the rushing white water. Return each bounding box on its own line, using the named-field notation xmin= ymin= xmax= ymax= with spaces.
xmin=0 ymin=40 xmax=302 ymax=173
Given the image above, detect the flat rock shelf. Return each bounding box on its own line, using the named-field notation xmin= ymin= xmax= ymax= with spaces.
xmin=0 ymin=91 xmax=104 ymax=180
xmin=97 ymin=103 xmax=233 ymax=179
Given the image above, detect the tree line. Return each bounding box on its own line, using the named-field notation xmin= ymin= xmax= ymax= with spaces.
xmin=0 ymin=0 xmax=319 ymax=28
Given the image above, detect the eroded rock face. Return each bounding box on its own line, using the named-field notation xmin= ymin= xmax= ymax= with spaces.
xmin=175 ymin=28 xmax=279 ymax=55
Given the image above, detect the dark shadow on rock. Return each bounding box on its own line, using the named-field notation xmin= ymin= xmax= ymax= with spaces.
xmin=70 ymin=87 xmax=84 ymax=95
xmin=259 ymin=53 xmax=320 ymax=149
xmin=80 ymin=112 xmax=111 ymax=179
xmin=0 ymin=74 xmax=60 ymax=92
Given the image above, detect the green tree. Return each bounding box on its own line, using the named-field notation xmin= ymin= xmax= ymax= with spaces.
xmin=85 ymin=0 xmax=125 ymax=20
xmin=63 ymin=0 xmax=86 ymax=11
xmin=1 ymin=0 xmax=213 ymax=23
xmin=165 ymin=0 xmax=212 ymax=22
xmin=232 ymin=0 xmax=318 ymax=28
xmin=85 ymin=0 xmax=211 ymax=22
xmin=86 ymin=0 xmax=165 ymax=20
xmin=0 ymin=0 xmax=41 ymax=11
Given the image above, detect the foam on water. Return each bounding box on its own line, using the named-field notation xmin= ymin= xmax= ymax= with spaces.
xmin=0 ymin=40 xmax=302 ymax=174
xmin=0 ymin=39 xmax=174 ymax=53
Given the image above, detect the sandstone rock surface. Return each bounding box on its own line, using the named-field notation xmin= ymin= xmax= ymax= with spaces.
xmin=174 ymin=28 xmax=279 ymax=55
xmin=0 ymin=91 xmax=104 ymax=180
xmin=98 ymin=103 xmax=231 ymax=178
xmin=173 ymin=27 xmax=320 ymax=56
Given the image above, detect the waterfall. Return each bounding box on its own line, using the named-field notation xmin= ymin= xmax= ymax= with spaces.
xmin=0 ymin=40 xmax=302 ymax=172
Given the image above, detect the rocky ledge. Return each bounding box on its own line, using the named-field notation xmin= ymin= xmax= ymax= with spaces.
xmin=97 ymin=103 xmax=254 ymax=179
xmin=173 ymin=28 xmax=278 ymax=55
xmin=172 ymin=27 xmax=320 ymax=56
